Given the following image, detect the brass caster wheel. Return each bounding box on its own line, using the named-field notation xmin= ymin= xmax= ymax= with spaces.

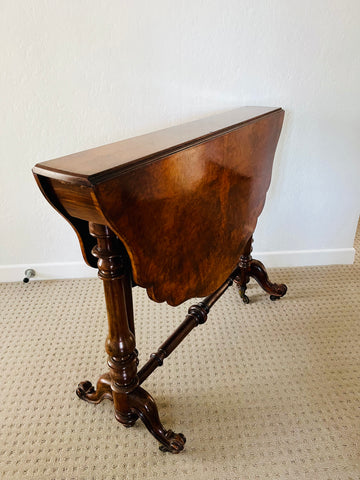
xmin=239 ymin=286 xmax=250 ymax=304
xmin=242 ymin=294 xmax=250 ymax=304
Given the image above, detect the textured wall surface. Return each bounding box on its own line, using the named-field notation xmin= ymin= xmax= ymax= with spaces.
xmin=1 ymin=0 xmax=359 ymax=277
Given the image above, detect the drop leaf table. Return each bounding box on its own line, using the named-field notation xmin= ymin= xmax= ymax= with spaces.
xmin=33 ymin=107 xmax=287 ymax=453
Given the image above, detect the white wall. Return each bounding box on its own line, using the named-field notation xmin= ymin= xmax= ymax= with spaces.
xmin=1 ymin=0 xmax=359 ymax=281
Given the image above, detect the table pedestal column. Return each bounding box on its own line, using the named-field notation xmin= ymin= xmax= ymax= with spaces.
xmin=76 ymin=223 xmax=185 ymax=453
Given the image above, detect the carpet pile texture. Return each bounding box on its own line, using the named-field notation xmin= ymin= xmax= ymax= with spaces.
xmin=0 ymin=224 xmax=359 ymax=479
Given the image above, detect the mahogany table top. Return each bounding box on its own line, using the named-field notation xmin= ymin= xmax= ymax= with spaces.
xmin=33 ymin=107 xmax=284 ymax=306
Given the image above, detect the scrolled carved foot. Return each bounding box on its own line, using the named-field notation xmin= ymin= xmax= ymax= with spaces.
xmin=76 ymin=373 xmax=113 ymax=404
xmin=250 ymin=259 xmax=287 ymax=300
xmin=159 ymin=431 xmax=186 ymax=453
xmin=126 ymin=386 xmax=186 ymax=453
xmin=267 ymin=283 xmax=287 ymax=299
xmin=76 ymin=380 xmax=95 ymax=397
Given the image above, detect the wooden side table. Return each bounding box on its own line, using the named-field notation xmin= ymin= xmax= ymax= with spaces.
xmin=33 ymin=106 xmax=287 ymax=452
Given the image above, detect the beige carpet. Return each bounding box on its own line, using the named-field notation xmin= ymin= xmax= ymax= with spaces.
xmin=0 ymin=224 xmax=359 ymax=480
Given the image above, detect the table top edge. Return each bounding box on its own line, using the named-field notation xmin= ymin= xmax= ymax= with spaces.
xmin=33 ymin=106 xmax=284 ymax=185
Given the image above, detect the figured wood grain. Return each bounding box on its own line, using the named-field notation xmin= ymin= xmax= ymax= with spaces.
xmin=33 ymin=106 xmax=286 ymax=453
xmin=33 ymin=107 xmax=281 ymax=183
xmin=33 ymin=107 xmax=284 ymax=306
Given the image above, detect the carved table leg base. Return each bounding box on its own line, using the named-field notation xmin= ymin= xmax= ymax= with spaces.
xmin=235 ymin=258 xmax=287 ymax=303
xmin=250 ymin=259 xmax=287 ymax=300
xmin=77 ymin=376 xmax=185 ymax=451
xmin=79 ymin=224 xmax=187 ymax=452
xmin=125 ymin=386 xmax=186 ymax=453
xmin=76 ymin=373 xmax=113 ymax=404
xmin=114 ymin=409 xmax=139 ymax=428
xmin=235 ymin=236 xmax=287 ymax=303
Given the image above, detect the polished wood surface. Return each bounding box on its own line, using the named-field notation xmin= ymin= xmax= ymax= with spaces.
xmin=34 ymin=106 xmax=284 ymax=306
xmin=33 ymin=107 xmax=287 ymax=452
xmin=33 ymin=106 xmax=281 ymax=181
xmin=76 ymin=224 xmax=186 ymax=453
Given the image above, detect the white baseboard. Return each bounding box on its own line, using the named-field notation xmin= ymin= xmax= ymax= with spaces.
xmin=253 ymin=247 xmax=355 ymax=268
xmin=0 ymin=262 xmax=98 ymax=283
xmin=0 ymin=247 xmax=355 ymax=283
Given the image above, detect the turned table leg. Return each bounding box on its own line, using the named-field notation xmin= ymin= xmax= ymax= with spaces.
xmin=76 ymin=223 xmax=185 ymax=453
xmin=235 ymin=236 xmax=287 ymax=303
